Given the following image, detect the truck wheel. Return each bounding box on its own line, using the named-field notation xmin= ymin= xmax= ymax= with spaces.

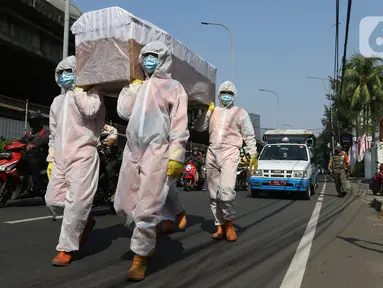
xmin=303 ymin=186 xmax=311 ymax=200
xmin=251 ymin=189 xmax=259 ymax=198
xmin=310 ymin=184 xmax=316 ymax=195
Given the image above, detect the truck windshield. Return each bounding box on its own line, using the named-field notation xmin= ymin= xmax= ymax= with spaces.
xmin=259 ymin=144 xmax=308 ymax=161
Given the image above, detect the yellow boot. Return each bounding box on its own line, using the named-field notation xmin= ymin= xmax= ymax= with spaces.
xmin=127 ymin=255 xmax=148 ymax=281
xmin=212 ymin=225 xmax=224 ymax=240
xmin=176 ymin=210 xmax=187 ymax=230
xmin=162 ymin=220 xmax=175 ymax=234
xmin=225 ymin=220 xmax=237 ymax=242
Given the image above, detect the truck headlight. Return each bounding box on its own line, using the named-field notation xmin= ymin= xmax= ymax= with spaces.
xmin=293 ymin=171 xmax=308 ymax=178
xmin=254 ymin=170 xmax=263 ymax=176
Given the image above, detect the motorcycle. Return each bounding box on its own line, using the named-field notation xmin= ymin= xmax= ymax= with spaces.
xmin=176 ymin=175 xmax=184 ymax=187
xmin=93 ymin=140 xmax=121 ymax=209
xmin=183 ymin=161 xmax=204 ymax=191
xmin=369 ymin=161 xmax=383 ymax=195
xmin=235 ymin=163 xmax=249 ymax=191
xmin=0 ymin=141 xmax=48 ymax=207
xmin=201 ymin=164 xmax=207 ymax=181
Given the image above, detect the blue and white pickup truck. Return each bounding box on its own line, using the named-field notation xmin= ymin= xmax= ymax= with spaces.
xmin=249 ymin=141 xmax=318 ymax=200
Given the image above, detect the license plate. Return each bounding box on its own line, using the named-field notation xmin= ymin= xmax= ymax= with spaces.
xmin=269 ymin=180 xmax=286 ymax=186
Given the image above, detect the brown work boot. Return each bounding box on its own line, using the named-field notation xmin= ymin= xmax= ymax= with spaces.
xmin=127 ymin=255 xmax=148 ymax=281
xmin=79 ymin=216 xmax=96 ymax=248
xmin=212 ymin=225 xmax=224 ymax=240
xmin=52 ymin=251 xmax=72 ymax=266
xmin=225 ymin=220 xmax=237 ymax=242
xmin=162 ymin=220 xmax=175 ymax=234
xmin=176 ymin=210 xmax=187 ymax=230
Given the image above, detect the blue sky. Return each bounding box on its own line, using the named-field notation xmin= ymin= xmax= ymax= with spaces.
xmin=72 ymin=0 xmax=383 ymax=132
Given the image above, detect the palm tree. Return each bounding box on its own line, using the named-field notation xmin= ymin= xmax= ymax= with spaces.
xmin=340 ymin=54 xmax=383 ymax=137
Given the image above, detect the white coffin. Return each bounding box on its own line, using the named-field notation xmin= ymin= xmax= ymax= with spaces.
xmin=71 ymin=6 xmax=217 ymax=106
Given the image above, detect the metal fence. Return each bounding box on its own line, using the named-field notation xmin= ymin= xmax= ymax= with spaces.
xmin=0 ymin=94 xmax=50 ymax=139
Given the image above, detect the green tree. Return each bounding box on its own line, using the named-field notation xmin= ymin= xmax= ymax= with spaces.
xmin=341 ymin=54 xmax=383 ymax=137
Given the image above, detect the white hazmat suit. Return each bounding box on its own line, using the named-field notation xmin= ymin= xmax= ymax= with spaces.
xmin=45 ymin=56 xmax=105 ymax=254
xmin=195 ymin=81 xmax=257 ymax=241
xmin=161 ymin=177 xmax=185 ymax=222
xmin=114 ymin=41 xmax=189 ymax=258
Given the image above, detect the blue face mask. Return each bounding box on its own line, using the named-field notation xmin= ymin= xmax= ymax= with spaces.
xmin=220 ymin=94 xmax=234 ymax=106
xmin=143 ymin=55 xmax=159 ymax=73
xmin=60 ymin=72 xmax=75 ymax=89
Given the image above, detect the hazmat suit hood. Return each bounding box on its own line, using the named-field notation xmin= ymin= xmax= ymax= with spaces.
xmin=55 ymin=55 xmax=76 ymax=89
xmin=139 ymin=41 xmax=172 ymax=79
xmin=218 ymin=81 xmax=237 ymax=108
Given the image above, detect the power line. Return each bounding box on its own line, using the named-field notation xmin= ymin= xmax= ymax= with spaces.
xmin=339 ymin=0 xmax=353 ymax=98
xmin=334 ymin=0 xmax=340 ymax=84
xmin=333 ymin=0 xmax=340 ymax=147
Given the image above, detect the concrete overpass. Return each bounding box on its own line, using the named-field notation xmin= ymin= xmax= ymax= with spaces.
xmin=0 ymin=0 xmax=81 ymax=138
xmin=0 ymin=0 xmax=81 ymax=107
xmin=0 ymin=1 xmax=132 ymax=135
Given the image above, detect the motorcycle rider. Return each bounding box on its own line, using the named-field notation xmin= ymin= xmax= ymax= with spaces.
xmin=185 ymin=147 xmax=203 ymax=187
xmin=239 ymin=148 xmax=250 ymax=164
xmin=114 ymin=41 xmax=189 ymax=281
xmin=328 ymin=145 xmax=349 ymax=197
xmin=194 ymin=80 xmax=258 ymax=242
xmin=20 ymin=111 xmax=49 ymax=197
xmin=45 ymin=55 xmax=105 ymax=266
xmin=238 ymin=148 xmax=251 ymax=184
xmin=100 ymin=121 xmax=119 ymax=197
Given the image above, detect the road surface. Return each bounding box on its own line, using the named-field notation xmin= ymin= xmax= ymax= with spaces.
xmin=1 ymin=177 xmax=382 ymax=288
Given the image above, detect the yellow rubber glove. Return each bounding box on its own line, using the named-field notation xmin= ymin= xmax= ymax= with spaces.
xmin=250 ymin=157 xmax=258 ymax=174
xmin=167 ymin=160 xmax=184 ymax=178
xmin=131 ymin=79 xmax=143 ymax=84
xmin=76 ymin=85 xmax=91 ymax=91
xmin=47 ymin=162 xmax=53 ymax=180
xmin=208 ymin=102 xmax=215 ymax=112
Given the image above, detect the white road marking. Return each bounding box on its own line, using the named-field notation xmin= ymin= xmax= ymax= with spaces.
xmin=4 ymin=215 xmax=64 ymax=224
xmin=279 ymin=178 xmax=327 ymax=288
xmin=4 ymin=206 xmax=111 ymax=224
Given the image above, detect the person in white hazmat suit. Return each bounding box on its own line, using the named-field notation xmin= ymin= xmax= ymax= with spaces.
xmin=194 ymin=81 xmax=258 ymax=242
xmin=161 ymin=177 xmax=186 ymax=234
xmin=45 ymin=55 xmax=105 ymax=266
xmin=114 ymin=40 xmax=189 ymax=281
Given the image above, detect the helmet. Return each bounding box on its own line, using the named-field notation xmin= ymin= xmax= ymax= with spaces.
xmin=28 ymin=111 xmax=44 ymax=130
xmin=335 ymin=145 xmax=342 ymax=154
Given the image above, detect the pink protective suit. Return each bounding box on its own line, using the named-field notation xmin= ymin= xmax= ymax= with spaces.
xmin=161 ymin=177 xmax=184 ymax=221
xmin=114 ymin=41 xmax=189 ymax=257
xmin=195 ymin=81 xmax=257 ymax=226
xmin=45 ymin=56 xmax=105 ymax=252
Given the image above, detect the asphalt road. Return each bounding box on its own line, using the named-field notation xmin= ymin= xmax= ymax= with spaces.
xmin=0 ymin=176 xmax=377 ymax=288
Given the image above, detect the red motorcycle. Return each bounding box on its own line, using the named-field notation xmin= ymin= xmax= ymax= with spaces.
xmin=0 ymin=141 xmax=47 ymax=207
xmin=183 ymin=161 xmax=204 ymax=191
